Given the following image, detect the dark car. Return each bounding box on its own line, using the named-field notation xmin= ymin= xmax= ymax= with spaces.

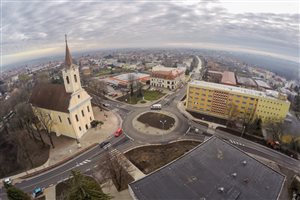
xmin=99 ymin=141 xmax=111 ymax=149
xmin=32 ymin=187 xmax=43 ymax=198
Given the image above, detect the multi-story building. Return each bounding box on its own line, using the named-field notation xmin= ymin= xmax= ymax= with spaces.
xmin=150 ymin=66 xmax=185 ymax=90
xmin=29 ymin=36 xmax=94 ymax=140
xmin=186 ymin=80 xmax=290 ymax=124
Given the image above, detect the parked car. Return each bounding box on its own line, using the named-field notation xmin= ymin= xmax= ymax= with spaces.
xmin=99 ymin=141 xmax=111 ymax=149
xmin=32 ymin=187 xmax=43 ymax=198
xmin=3 ymin=178 xmax=12 ymax=186
xmin=102 ymin=103 xmax=110 ymax=107
xmin=114 ymin=128 xmax=123 ymax=137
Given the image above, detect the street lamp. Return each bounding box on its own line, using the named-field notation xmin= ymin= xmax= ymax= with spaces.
xmin=159 ymin=120 xmax=167 ymax=142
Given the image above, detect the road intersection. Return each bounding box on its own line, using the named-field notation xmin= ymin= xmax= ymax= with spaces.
xmin=1 ymin=56 xmax=299 ymax=199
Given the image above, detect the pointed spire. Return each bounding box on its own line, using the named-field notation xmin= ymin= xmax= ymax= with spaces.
xmin=65 ymin=34 xmax=72 ymax=67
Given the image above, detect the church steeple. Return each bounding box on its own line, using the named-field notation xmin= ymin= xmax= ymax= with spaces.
xmin=65 ymin=34 xmax=72 ymax=67
xmin=62 ymin=35 xmax=81 ymax=93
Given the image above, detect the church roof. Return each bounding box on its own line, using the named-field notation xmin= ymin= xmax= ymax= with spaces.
xmin=29 ymin=83 xmax=71 ymax=113
xmin=65 ymin=34 xmax=72 ymax=67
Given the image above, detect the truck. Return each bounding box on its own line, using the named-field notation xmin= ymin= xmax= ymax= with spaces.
xmin=150 ymin=104 xmax=162 ymax=110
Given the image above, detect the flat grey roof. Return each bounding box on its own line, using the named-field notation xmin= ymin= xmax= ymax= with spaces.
xmin=129 ymin=137 xmax=285 ymax=200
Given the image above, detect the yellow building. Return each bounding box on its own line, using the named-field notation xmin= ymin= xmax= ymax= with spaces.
xmin=186 ymin=81 xmax=290 ymax=124
xmin=29 ymin=36 xmax=94 ymax=140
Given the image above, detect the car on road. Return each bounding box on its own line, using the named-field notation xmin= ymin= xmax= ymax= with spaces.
xmin=114 ymin=128 xmax=123 ymax=137
xmin=3 ymin=178 xmax=12 ymax=186
xmin=32 ymin=187 xmax=43 ymax=198
xmin=150 ymin=104 xmax=162 ymax=110
xmin=99 ymin=141 xmax=111 ymax=149
xmin=102 ymin=103 xmax=110 ymax=107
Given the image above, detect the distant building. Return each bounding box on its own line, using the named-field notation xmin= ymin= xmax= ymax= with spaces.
xmin=107 ymin=72 xmax=150 ymax=88
xmin=186 ymin=80 xmax=290 ymax=123
xmin=129 ymin=137 xmax=285 ymax=200
xmin=29 ymin=36 xmax=94 ymax=140
xmin=81 ymin=66 xmax=91 ymax=76
xmin=236 ymin=76 xmax=257 ymax=88
xmin=221 ymin=71 xmax=236 ymax=86
xmin=150 ymin=66 xmax=185 ymax=90
xmin=255 ymin=79 xmax=272 ymax=89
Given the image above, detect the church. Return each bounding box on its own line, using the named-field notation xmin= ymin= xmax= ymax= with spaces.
xmin=29 ymin=36 xmax=94 ymax=140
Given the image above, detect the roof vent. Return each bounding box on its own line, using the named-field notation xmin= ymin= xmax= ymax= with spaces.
xmin=231 ymin=173 xmax=237 ymax=178
xmin=242 ymin=160 xmax=247 ymax=166
xmin=218 ymin=187 xmax=225 ymax=193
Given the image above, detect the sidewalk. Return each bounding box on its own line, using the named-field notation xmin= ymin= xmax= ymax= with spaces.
xmin=177 ymin=101 xmax=225 ymax=129
xmin=9 ymin=106 xmax=120 ymax=182
xmin=46 ymin=106 xmax=119 ymax=166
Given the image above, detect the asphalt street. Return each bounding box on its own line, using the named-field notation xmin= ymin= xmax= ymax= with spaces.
xmin=0 ymin=135 xmax=131 ymax=199
xmin=1 ymin=55 xmax=300 ymax=199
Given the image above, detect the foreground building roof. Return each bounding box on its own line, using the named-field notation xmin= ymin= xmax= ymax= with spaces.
xmin=29 ymin=83 xmax=71 ymax=113
xmin=129 ymin=137 xmax=285 ymax=200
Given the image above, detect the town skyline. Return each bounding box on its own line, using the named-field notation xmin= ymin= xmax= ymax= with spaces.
xmin=1 ymin=0 xmax=299 ymax=66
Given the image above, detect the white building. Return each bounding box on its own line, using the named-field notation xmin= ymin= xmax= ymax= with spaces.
xmin=29 ymin=36 xmax=94 ymax=140
xmin=150 ymin=66 xmax=185 ymax=90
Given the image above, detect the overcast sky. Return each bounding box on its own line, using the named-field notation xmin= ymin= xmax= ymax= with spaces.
xmin=1 ymin=0 xmax=299 ymax=66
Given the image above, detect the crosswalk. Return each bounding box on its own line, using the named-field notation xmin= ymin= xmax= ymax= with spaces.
xmin=229 ymin=139 xmax=245 ymax=146
xmin=110 ymin=149 xmax=121 ymax=156
xmin=76 ymin=159 xmax=91 ymax=167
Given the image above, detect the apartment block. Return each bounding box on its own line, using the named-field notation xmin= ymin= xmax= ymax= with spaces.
xmin=186 ymin=81 xmax=290 ymax=123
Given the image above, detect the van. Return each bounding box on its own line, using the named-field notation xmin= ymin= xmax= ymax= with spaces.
xmin=151 ymin=104 xmax=162 ymax=110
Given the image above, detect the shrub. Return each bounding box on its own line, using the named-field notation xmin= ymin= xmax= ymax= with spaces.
xmin=90 ymin=120 xmax=103 ymax=128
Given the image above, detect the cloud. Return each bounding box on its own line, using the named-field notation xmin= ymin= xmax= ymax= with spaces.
xmin=1 ymin=0 xmax=299 ymax=65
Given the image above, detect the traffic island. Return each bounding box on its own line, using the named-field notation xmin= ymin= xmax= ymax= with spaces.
xmin=132 ymin=111 xmax=178 ymax=136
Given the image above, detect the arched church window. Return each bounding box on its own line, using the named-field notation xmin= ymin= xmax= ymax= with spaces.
xmin=74 ymin=74 xmax=77 ymax=82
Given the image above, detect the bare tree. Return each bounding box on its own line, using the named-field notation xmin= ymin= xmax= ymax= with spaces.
xmin=34 ymin=108 xmax=55 ymax=148
xmin=15 ymin=103 xmax=46 ymax=145
xmin=265 ymin=120 xmax=285 ymax=141
xmin=226 ymin=103 xmax=239 ymax=128
xmin=88 ymin=79 xmax=108 ymax=97
xmin=95 ymin=151 xmax=133 ymax=191
xmin=127 ymin=73 xmax=135 ymax=97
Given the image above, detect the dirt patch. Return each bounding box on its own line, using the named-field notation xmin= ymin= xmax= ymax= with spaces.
xmin=0 ymin=131 xmax=50 ymax=178
xmin=125 ymin=140 xmax=201 ymax=174
xmin=137 ymin=112 xmax=175 ymax=130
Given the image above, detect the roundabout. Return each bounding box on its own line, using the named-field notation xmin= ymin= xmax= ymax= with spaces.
xmin=122 ymin=105 xmax=189 ymax=143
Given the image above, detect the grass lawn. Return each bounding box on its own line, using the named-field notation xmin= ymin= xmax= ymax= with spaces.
xmin=143 ymin=90 xmax=165 ymax=101
xmin=117 ymin=89 xmax=165 ymax=104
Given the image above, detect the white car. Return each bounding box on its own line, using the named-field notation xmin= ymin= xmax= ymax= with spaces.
xmin=3 ymin=178 xmax=12 ymax=185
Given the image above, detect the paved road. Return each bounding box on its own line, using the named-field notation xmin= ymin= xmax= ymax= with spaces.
xmin=0 ymin=135 xmax=131 ymax=199
xmin=1 ymin=57 xmax=300 ymax=198
xmin=187 ymin=122 xmax=300 ymax=173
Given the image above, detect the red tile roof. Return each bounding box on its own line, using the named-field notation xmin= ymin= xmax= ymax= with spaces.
xmin=221 ymin=71 xmax=236 ymax=85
